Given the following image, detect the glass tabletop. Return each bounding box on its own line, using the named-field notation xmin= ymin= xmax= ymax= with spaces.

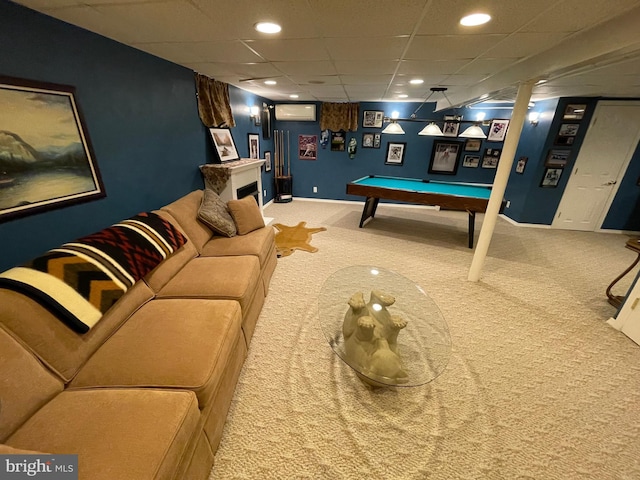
xmin=318 ymin=265 xmax=452 ymax=387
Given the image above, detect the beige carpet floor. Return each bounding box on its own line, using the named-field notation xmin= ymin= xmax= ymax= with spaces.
xmin=209 ymin=200 xmax=640 ymax=480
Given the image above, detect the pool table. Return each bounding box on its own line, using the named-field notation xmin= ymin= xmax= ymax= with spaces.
xmin=346 ymin=175 xmax=506 ymax=248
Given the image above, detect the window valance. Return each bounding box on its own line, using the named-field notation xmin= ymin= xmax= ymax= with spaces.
xmin=320 ymin=102 xmax=359 ymax=132
xmin=195 ymin=72 xmax=235 ymax=128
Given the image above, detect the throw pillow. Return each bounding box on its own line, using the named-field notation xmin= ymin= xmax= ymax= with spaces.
xmin=197 ymin=189 xmax=237 ymax=237
xmin=227 ymin=196 xmax=265 ymax=235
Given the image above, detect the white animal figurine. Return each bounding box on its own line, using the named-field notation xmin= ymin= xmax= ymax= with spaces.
xmin=342 ymin=290 xmax=408 ymax=386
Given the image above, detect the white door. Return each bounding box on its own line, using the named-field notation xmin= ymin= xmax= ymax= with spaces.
xmin=552 ymin=101 xmax=640 ymax=231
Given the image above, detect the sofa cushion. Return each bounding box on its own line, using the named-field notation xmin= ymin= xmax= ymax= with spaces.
xmin=0 ymin=327 xmax=63 ymax=442
xmin=227 ymin=196 xmax=265 ymax=235
xmin=70 ymin=298 xmax=242 ymax=409
xmin=198 ymin=189 xmax=237 ymax=237
xmin=201 ymin=225 xmax=275 ymax=268
xmin=6 ymin=388 xmax=200 ymax=480
xmin=0 ymin=280 xmax=155 ymax=382
xmin=161 ymin=190 xmax=213 ymax=253
xmin=0 ymin=212 xmax=186 ymax=334
xmin=156 ymin=256 xmax=260 ymax=313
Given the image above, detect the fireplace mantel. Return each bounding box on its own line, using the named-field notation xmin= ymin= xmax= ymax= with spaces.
xmin=200 ymin=158 xmax=266 ymax=210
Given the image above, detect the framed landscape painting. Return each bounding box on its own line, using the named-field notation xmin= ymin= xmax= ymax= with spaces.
xmin=0 ymin=75 xmax=105 ymax=223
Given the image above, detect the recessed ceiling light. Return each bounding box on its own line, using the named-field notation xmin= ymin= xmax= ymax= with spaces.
xmin=255 ymin=22 xmax=281 ymax=34
xmin=289 ymin=94 xmax=299 ymax=99
xmin=398 ymin=94 xmax=408 ymax=98
xmin=460 ymin=13 xmax=491 ymax=26
xmin=264 ymin=80 xmax=277 ymax=85
xmin=409 ymin=79 xmax=424 ymax=85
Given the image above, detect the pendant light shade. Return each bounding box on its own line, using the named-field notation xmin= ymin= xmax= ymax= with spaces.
xmin=381 ymin=122 xmax=405 ymax=134
xmin=459 ymin=125 xmax=487 ymax=139
xmin=418 ymin=122 xmax=444 ymax=136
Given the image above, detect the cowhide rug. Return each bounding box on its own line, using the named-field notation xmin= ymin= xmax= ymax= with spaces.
xmin=273 ymin=222 xmax=326 ymax=257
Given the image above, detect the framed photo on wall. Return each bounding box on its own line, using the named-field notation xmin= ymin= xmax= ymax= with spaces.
xmin=385 ymin=142 xmax=406 ymax=165
xmin=515 ymin=156 xmax=528 ymax=174
xmin=362 ymin=132 xmax=375 ymax=148
xmin=541 ymin=167 xmax=563 ymax=187
xmin=209 ymin=127 xmax=239 ymax=162
xmin=248 ymin=133 xmax=260 ymax=159
xmin=264 ymin=151 xmax=272 ymax=172
xmin=462 ymin=155 xmax=480 ymax=168
xmin=482 ymin=148 xmax=501 ymax=168
xmin=363 ymin=110 xmax=384 ymax=128
xmin=373 ymin=133 xmax=381 ymax=148
xmin=331 ymin=131 xmax=346 ymax=151
xmin=464 ymin=138 xmax=482 ymax=152
xmin=487 ymin=119 xmax=509 ymax=142
xmin=555 ymin=123 xmax=579 ymax=145
xmin=0 ymin=75 xmax=106 ymax=222
xmin=545 ymin=149 xmax=570 ymax=167
xmin=563 ymin=104 xmax=586 ymax=120
xmin=428 ymin=140 xmax=462 ymax=175
xmin=443 ymin=115 xmax=461 ymax=137
xmin=298 ymin=134 xmax=317 ymax=160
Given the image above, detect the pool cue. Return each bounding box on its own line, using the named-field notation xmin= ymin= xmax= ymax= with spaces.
xmin=287 ymin=130 xmax=290 ymax=176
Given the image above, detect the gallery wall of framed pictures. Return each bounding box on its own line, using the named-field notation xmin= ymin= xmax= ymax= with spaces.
xmin=535 ymin=102 xmax=588 ymax=188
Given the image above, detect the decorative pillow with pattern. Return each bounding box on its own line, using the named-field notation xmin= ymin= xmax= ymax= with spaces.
xmin=197 ymin=189 xmax=237 ymax=237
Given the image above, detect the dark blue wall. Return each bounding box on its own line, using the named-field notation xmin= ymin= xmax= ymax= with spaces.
xmin=227 ymin=88 xmax=275 ymax=201
xmin=0 ymin=1 xmax=272 ymax=271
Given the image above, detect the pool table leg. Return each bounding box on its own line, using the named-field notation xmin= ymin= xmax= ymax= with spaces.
xmin=359 ymin=197 xmax=380 ymax=227
xmin=468 ymin=211 xmax=476 ymax=248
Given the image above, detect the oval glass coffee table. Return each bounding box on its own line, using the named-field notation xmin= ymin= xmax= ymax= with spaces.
xmin=319 ymin=265 xmax=451 ymax=388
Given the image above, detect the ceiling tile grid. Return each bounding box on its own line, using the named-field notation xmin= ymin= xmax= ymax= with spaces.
xmin=12 ymin=0 xmax=640 ymax=103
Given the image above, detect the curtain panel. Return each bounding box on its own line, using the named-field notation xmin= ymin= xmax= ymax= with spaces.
xmin=195 ymin=72 xmax=235 ymax=128
xmin=320 ymin=102 xmax=359 ymax=132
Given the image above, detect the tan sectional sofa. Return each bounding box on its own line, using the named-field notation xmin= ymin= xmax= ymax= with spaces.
xmin=0 ymin=189 xmax=277 ymax=479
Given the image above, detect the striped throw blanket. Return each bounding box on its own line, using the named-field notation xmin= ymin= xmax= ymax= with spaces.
xmin=0 ymin=212 xmax=186 ymax=333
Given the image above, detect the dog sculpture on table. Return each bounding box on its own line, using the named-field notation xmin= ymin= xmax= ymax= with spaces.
xmin=342 ymin=290 xmax=408 ymax=385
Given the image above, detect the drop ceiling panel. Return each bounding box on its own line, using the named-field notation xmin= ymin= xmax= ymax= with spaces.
xmin=521 ymin=0 xmax=640 ymax=33
xmin=11 ymin=0 xmax=640 ymax=104
xmin=405 ymin=35 xmax=508 ymax=60
xmin=286 ymin=75 xmax=342 ymax=86
xmin=136 ymin=41 xmax=263 ymax=64
xmin=186 ymin=62 xmax=282 ymax=79
xmin=481 ymin=33 xmax=570 ymax=58
xmin=247 ymin=39 xmax=331 ymax=62
xmin=308 ymin=0 xmax=428 ymax=38
xmin=456 ymin=58 xmax=521 ymax=75
xmin=191 ymin=0 xmax=319 ymax=40
xmin=333 ymin=60 xmax=399 ymax=75
xmin=340 ymin=75 xmax=394 ymax=85
xmin=397 ymin=60 xmax=472 ymax=75
xmin=86 ymin=1 xmax=222 ymax=43
xmin=417 ymin=0 xmax=558 ymax=35
xmin=324 ymin=37 xmax=409 ymax=61
xmin=271 ymin=61 xmax=337 ymax=76
xmin=28 ymin=4 xmax=142 ymax=45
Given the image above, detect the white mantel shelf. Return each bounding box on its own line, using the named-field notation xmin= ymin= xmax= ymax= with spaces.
xmin=200 ymin=158 xmax=266 ymax=212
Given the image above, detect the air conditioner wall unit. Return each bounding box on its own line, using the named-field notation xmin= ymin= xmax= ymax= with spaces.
xmin=275 ymin=104 xmax=317 ymax=121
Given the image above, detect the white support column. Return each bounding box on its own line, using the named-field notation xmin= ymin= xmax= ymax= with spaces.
xmin=468 ymin=80 xmax=535 ymax=282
